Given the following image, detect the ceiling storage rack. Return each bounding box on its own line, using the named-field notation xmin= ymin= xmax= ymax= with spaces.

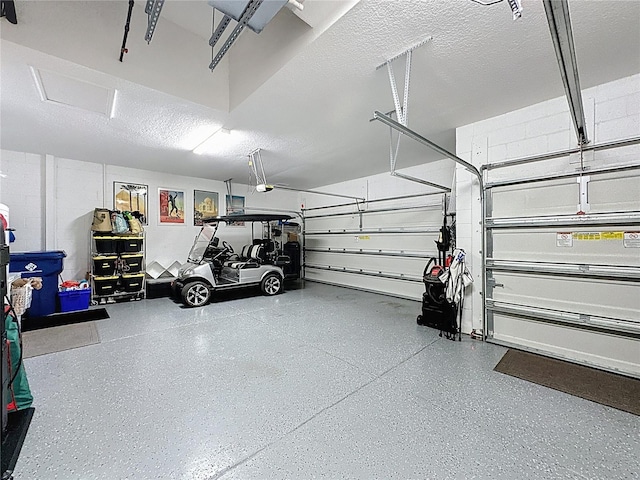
xmin=91 ymin=231 xmax=146 ymax=304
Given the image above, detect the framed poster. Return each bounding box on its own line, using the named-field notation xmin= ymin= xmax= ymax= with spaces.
xmin=225 ymin=194 xmax=245 ymax=226
xmin=159 ymin=188 xmax=185 ymax=224
xmin=194 ymin=190 xmax=219 ymax=226
xmin=114 ymin=182 xmax=148 ymax=225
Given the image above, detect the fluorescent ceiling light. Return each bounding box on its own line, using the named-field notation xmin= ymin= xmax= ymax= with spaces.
xmin=109 ymin=90 xmax=118 ymax=119
xmin=193 ymin=127 xmax=231 ymax=155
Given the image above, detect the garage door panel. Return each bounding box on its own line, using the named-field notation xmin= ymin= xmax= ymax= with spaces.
xmin=361 ymin=208 xmax=442 ymax=229
xmin=491 ymin=228 xmax=639 ymax=266
xmin=491 ymin=180 xmax=578 ymax=218
xmin=305 ymin=233 xmax=439 ymax=252
xmin=588 ymin=172 xmax=640 ymax=213
xmin=305 ymin=215 xmax=359 ymax=231
xmin=303 ymin=195 xmax=448 ymax=303
xmin=490 ymin=314 xmax=640 ymax=377
xmin=304 ymin=268 xmax=424 ymax=300
xmin=306 ymin=251 xmax=427 ymax=277
xmin=489 ymin=272 xmax=640 ymax=321
xmin=486 ymin=163 xmax=640 ymax=377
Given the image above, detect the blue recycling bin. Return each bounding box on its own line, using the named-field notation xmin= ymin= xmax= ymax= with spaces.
xmin=9 ymin=251 xmax=66 ymax=317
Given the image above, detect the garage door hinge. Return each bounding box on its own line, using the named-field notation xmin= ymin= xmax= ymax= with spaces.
xmin=579 ymin=314 xmax=590 ymax=323
xmin=578 ymin=264 xmax=590 ymax=272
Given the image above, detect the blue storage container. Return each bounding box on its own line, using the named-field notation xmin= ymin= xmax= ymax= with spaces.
xmin=58 ymin=289 xmax=91 ymax=312
xmin=9 ymin=251 xmax=66 ymax=317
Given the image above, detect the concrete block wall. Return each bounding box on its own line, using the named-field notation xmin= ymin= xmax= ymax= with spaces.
xmin=455 ymin=73 xmax=640 ymax=334
xmin=0 ymin=150 xmax=299 ymax=281
xmin=0 ymin=151 xmax=44 ymax=252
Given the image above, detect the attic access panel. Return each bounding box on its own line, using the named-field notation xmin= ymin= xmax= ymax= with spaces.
xmin=208 ymin=0 xmax=287 ymax=33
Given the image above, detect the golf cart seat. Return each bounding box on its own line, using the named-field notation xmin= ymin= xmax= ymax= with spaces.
xmin=225 ymin=244 xmax=263 ymax=269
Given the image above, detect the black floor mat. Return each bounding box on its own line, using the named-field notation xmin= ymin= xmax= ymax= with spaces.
xmin=21 ymin=308 xmax=109 ymax=332
xmin=495 ymin=349 xmax=640 ymax=416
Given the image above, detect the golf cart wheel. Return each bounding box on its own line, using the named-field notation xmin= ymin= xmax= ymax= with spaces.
xmin=261 ymin=273 xmax=282 ymax=296
xmin=181 ymin=281 xmax=211 ymax=307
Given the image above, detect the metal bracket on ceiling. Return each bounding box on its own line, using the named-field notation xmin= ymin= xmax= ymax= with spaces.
xmin=144 ymin=0 xmax=165 ymax=43
xmin=543 ymin=0 xmax=589 ymax=146
xmin=209 ymin=0 xmax=264 ymax=71
xmin=470 ymin=0 xmax=522 ymax=20
xmin=248 ymin=148 xmax=271 ymax=191
xmin=375 ymin=37 xmax=449 ymax=191
xmin=225 ymin=179 xmax=233 ymax=200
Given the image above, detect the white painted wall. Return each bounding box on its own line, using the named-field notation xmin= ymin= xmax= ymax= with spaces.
xmin=0 ymin=150 xmax=299 ymax=281
xmin=455 ymin=73 xmax=640 ymax=334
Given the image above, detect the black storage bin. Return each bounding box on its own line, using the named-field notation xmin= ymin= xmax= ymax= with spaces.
xmin=93 ymin=276 xmax=119 ymax=296
xmin=93 ymin=256 xmax=117 ymax=276
xmin=94 ymin=236 xmax=118 ymax=254
xmin=146 ymin=279 xmax=173 ymax=299
xmin=417 ymin=276 xmax=458 ymax=335
xmin=121 ymin=254 xmax=143 ymax=273
xmin=119 ymin=237 xmax=143 ymax=253
xmin=283 ymin=241 xmax=301 ymax=278
xmin=121 ymin=274 xmax=144 ymax=292
xmin=417 ymin=297 xmax=457 ymax=334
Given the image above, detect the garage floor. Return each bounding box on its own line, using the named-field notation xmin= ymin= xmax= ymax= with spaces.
xmin=15 ymin=282 xmax=639 ymax=479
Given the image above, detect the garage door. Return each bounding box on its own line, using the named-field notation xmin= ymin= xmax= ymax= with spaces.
xmin=303 ymin=193 xmax=448 ymax=300
xmin=485 ymin=166 xmax=640 ymax=378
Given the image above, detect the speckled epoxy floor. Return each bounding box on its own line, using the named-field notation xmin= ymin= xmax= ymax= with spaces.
xmin=14 ymin=282 xmax=640 ymax=479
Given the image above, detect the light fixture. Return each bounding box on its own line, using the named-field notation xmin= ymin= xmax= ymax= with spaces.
xmin=256 ymin=184 xmax=274 ymax=192
xmin=192 ymin=127 xmax=230 ymax=155
xmin=109 ymin=90 xmax=118 ymax=119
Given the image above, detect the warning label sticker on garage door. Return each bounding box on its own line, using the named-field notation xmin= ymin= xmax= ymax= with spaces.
xmin=572 ymin=232 xmax=624 ymax=241
xmin=557 ymin=231 xmax=628 ymax=246
xmin=556 ymin=232 xmax=573 ymax=247
xmin=623 ymin=232 xmax=640 ymax=248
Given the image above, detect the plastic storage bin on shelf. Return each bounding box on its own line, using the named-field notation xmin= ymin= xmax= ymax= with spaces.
xmin=58 ymin=289 xmax=91 ymax=312
xmin=93 ymin=256 xmax=117 ymax=276
xmin=94 ymin=236 xmax=118 ymax=254
xmin=93 ymin=276 xmax=119 ymax=296
xmin=120 ymin=237 xmax=142 ymax=253
xmin=121 ymin=274 xmax=144 ymax=292
xmin=120 ymin=254 xmax=143 ymax=273
xmin=9 ymin=251 xmax=66 ymax=317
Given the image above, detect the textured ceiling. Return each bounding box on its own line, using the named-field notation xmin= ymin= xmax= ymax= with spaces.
xmin=1 ymin=0 xmax=639 ymax=189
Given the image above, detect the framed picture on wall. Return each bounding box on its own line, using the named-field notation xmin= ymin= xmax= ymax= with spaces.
xmin=113 ymin=182 xmax=148 ymax=225
xmin=225 ymin=194 xmax=245 ymax=226
xmin=159 ymin=188 xmax=185 ymax=224
xmin=194 ymin=190 xmax=219 ymax=226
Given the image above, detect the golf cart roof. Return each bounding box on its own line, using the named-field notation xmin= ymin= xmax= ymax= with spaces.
xmin=202 ymin=213 xmax=294 ymax=224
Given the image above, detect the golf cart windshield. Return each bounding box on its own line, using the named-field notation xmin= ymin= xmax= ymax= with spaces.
xmin=187 ymin=225 xmax=217 ymax=263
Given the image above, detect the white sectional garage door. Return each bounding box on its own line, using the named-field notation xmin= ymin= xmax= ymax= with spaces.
xmin=303 ymin=194 xmax=448 ymax=301
xmin=485 ymin=167 xmax=640 ymax=378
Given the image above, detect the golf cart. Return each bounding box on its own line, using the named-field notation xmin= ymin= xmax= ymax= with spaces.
xmin=173 ymin=213 xmax=300 ymax=307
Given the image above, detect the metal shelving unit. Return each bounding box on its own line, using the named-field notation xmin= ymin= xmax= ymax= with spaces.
xmin=90 ymin=231 xmax=146 ymax=304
